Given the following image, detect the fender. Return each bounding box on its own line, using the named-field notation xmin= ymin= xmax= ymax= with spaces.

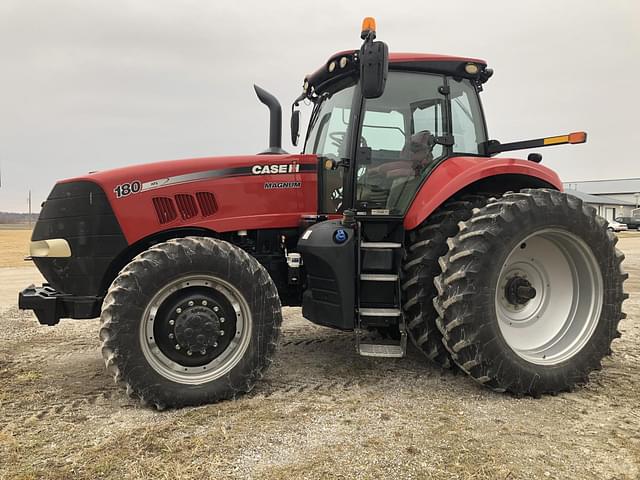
xmin=404 ymin=156 xmax=563 ymax=230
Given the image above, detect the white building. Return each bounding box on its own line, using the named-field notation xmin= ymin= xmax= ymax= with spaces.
xmin=563 ymin=178 xmax=640 ymax=221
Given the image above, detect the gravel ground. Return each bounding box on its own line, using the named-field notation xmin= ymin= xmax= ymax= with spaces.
xmin=0 ymin=236 xmax=638 ymax=479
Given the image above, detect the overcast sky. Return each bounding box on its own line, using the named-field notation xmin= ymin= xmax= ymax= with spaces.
xmin=1 ymin=0 xmax=638 ymax=212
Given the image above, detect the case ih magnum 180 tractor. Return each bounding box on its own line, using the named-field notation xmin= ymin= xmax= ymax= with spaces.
xmin=19 ymin=19 xmax=627 ymax=408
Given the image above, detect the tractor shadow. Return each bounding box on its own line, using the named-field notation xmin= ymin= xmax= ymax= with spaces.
xmin=252 ymin=318 xmax=458 ymax=398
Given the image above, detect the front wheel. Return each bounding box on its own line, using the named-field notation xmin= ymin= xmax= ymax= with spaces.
xmin=435 ymin=189 xmax=628 ymax=396
xmin=100 ymin=237 xmax=282 ymax=408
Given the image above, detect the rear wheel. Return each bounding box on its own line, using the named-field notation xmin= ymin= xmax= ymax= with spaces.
xmin=402 ymin=195 xmax=488 ymax=368
xmin=435 ymin=189 xmax=627 ymax=395
xmin=100 ymin=237 xmax=282 ymax=408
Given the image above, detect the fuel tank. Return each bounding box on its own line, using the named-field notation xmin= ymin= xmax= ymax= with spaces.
xmin=297 ymin=219 xmax=356 ymax=330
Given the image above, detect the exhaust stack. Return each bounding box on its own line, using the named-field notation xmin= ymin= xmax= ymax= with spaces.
xmin=254 ymin=85 xmax=287 ymax=154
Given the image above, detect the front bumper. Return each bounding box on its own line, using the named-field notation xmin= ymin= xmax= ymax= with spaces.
xmin=18 ymin=284 xmax=102 ymax=326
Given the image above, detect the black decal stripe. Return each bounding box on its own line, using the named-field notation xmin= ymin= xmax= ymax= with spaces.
xmin=140 ymin=163 xmax=317 ymax=193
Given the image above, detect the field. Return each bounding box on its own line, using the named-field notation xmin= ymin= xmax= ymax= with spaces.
xmin=0 ymin=228 xmax=31 ymax=267
xmin=0 ymin=229 xmax=638 ymax=479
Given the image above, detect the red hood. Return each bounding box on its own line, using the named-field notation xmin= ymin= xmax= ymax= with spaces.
xmin=58 ymin=153 xmax=320 ymax=244
xmin=64 ymin=153 xmax=300 ymax=186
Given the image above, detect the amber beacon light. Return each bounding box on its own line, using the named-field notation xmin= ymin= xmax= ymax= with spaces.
xmin=361 ymin=17 xmax=377 ymax=39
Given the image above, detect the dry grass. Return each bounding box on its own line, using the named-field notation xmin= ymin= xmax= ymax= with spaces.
xmin=0 ymin=229 xmax=32 ymax=267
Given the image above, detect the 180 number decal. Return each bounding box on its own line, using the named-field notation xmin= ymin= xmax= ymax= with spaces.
xmin=114 ymin=181 xmax=141 ymax=198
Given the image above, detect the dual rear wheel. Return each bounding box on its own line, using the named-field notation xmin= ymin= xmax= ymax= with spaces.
xmin=405 ymin=189 xmax=627 ymax=395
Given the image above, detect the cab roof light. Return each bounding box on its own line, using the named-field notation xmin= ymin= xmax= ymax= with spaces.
xmin=361 ymin=17 xmax=376 ymax=39
xmin=465 ymin=63 xmax=479 ymax=75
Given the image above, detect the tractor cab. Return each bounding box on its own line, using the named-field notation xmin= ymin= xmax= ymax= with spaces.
xmin=303 ymin=60 xmax=489 ymax=215
xmin=292 ymin=18 xmax=493 ymax=219
xmin=295 ymin=19 xmax=494 ymax=355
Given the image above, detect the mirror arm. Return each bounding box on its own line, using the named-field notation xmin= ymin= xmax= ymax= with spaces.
xmin=290 ymin=103 xmax=300 ymax=147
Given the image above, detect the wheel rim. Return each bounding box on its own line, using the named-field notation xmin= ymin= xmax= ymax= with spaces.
xmin=139 ymin=274 xmax=252 ymax=384
xmin=495 ymin=228 xmax=603 ymax=365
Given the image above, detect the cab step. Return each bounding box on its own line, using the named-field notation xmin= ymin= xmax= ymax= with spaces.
xmin=360 ymin=273 xmax=398 ymax=282
xmin=359 ymin=307 xmax=402 ymax=317
xmin=358 ymin=343 xmax=405 ymax=358
xmin=360 ymin=242 xmax=402 ymax=249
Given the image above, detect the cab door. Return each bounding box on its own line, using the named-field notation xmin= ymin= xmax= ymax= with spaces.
xmin=351 ymin=71 xmax=447 ymax=215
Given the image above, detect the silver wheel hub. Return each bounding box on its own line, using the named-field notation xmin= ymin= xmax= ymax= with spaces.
xmin=140 ymin=274 xmax=252 ymax=385
xmin=495 ymin=229 xmax=603 ymax=365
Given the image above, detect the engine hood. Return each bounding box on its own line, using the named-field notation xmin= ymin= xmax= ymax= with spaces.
xmin=54 ymin=153 xmax=319 ymax=244
xmin=64 ymin=153 xmax=311 ymax=191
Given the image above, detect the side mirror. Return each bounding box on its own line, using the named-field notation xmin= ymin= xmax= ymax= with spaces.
xmin=291 ymin=109 xmax=300 ymax=146
xmin=360 ymin=40 xmax=389 ymax=99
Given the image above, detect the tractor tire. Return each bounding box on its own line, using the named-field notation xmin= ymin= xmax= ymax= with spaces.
xmin=402 ymin=195 xmax=488 ymax=368
xmin=99 ymin=237 xmax=282 ymax=408
xmin=434 ymin=189 xmax=628 ymax=396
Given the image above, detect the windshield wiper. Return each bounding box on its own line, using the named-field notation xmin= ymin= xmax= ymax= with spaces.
xmin=308 ymin=93 xmax=329 ymax=133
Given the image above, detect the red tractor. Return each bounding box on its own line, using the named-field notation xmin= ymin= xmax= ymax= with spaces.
xmin=19 ymin=18 xmax=627 ymax=408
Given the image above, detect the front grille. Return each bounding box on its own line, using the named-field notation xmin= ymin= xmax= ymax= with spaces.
xmin=33 ymin=180 xmax=128 ymax=297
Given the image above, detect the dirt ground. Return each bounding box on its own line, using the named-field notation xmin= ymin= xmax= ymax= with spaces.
xmin=0 ymin=231 xmax=638 ymax=479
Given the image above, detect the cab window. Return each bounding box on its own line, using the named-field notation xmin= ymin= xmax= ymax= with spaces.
xmin=304 ymin=86 xmax=356 ymax=213
xmin=354 ymin=71 xmax=446 ymax=214
xmin=450 ymin=79 xmax=487 ymax=155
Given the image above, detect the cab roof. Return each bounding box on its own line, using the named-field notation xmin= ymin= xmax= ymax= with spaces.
xmin=389 ymin=52 xmax=486 ymax=64
xmin=303 ymin=50 xmax=491 ymax=99
xmin=325 ymin=50 xmax=486 ymax=65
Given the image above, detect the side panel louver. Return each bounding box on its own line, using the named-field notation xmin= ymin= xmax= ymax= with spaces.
xmin=153 ymin=192 xmax=217 ymax=225
xmin=196 ymin=192 xmax=217 ymax=216
xmin=152 ymin=197 xmax=178 ymax=224
xmin=174 ymin=194 xmax=199 ymax=220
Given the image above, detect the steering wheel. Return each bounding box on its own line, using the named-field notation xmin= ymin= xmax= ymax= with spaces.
xmin=329 ymin=131 xmax=345 ymax=149
xmin=329 ymin=131 xmax=369 ymax=150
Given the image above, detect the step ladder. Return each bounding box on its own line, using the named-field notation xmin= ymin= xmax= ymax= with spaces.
xmin=355 ymin=235 xmax=407 ymax=358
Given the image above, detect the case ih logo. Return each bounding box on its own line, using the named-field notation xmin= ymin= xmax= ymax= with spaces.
xmin=251 ymin=164 xmax=300 ymax=175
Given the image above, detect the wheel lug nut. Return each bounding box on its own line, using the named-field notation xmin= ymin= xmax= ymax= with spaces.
xmin=175 ymin=344 xmax=181 ymax=350
xmin=169 ymin=333 xmax=174 ymax=339
xmin=202 ymin=300 xmax=208 ymax=306
xmin=169 ymin=319 xmax=175 ymax=326
xmin=188 ymin=301 xmax=194 ymax=307
xmin=220 ymin=330 xmax=225 ymax=336
xmin=213 ymin=342 xmax=218 ymax=348
xmin=187 ymin=350 xmax=193 ymax=356
xmin=213 ymin=306 xmax=219 ymax=312
xmin=176 ymin=308 xmax=182 ymax=314
xmin=220 ymin=317 xmax=225 ymax=323
xmin=201 ymin=348 xmax=207 ymax=354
